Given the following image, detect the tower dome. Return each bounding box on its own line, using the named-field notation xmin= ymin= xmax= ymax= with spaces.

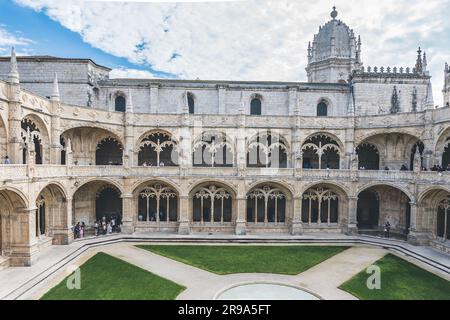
xmin=306 ymin=7 xmax=362 ymax=83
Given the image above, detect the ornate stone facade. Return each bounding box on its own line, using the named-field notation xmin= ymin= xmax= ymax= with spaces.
xmin=0 ymin=8 xmax=449 ymax=267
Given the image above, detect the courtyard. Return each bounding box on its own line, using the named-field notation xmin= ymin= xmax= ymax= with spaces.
xmin=1 ymin=234 xmax=448 ymax=300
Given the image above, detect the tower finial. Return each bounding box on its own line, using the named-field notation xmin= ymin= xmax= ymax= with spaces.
xmin=415 ymin=46 xmax=423 ymax=74
xmin=8 ymin=47 xmax=19 ymax=84
xmin=331 ymin=6 xmax=338 ymax=19
xmin=51 ymin=73 xmax=60 ymax=102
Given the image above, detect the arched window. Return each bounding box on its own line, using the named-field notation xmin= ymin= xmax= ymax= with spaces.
xmin=410 ymin=140 xmax=424 ymax=170
xmin=96 ymin=137 xmax=123 ymax=165
xmin=302 ymin=187 xmax=338 ymax=225
xmin=138 ymin=131 xmax=178 ymax=167
xmin=250 ymin=98 xmax=262 ymax=115
xmin=246 ymin=185 xmax=286 ymax=225
xmin=443 ymin=140 xmax=450 ymax=169
xmin=193 ymin=132 xmax=233 ymax=167
xmin=357 ymin=190 xmax=379 ymax=230
xmin=247 ymin=132 xmax=288 ymax=168
xmin=301 ymin=134 xmax=341 ymax=169
xmin=437 ymin=197 xmax=450 ymax=241
xmin=115 ymin=95 xmax=126 ymax=112
xmin=317 ymin=101 xmax=328 ymax=116
xmin=36 ymin=196 xmax=46 ymax=236
xmin=193 ymin=185 xmax=232 ymax=224
xmin=96 ymin=186 xmax=122 ymax=225
xmin=21 ymin=119 xmax=43 ymax=164
xmin=138 ymin=183 xmax=178 ymax=223
xmin=356 ymin=143 xmax=379 ymax=170
xmin=60 ymin=136 xmax=66 ymax=165
xmin=188 ymin=94 xmax=195 ymax=114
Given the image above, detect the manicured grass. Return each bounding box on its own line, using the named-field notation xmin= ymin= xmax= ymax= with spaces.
xmin=41 ymin=252 xmax=185 ymax=300
xmin=137 ymin=245 xmax=348 ymax=275
xmin=340 ymin=254 xmax=450 ymax=300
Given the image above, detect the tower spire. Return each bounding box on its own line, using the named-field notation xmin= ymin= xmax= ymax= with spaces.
xmin=415 ymin=47 xmax=423 ymax=73
xmin=51 ymin=73 xmax=60 ymax=102
xmin=8 ymin=47 xmax=19 ymax=84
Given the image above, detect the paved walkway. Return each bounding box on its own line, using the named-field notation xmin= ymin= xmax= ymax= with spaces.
xmin=0 ymin=233 xmax=448 ymax=300
xmin=23 ymin=243 xmax=386 ymax=300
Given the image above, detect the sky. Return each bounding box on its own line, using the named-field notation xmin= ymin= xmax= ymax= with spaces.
xmin=0 ymin=0 xmax=449 ymax=106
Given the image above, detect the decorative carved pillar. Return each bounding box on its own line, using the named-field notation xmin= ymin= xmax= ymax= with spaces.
xmin=52 ymin=197 xmax=74 ymax=245
xmin=50 ymin=73 xmax=62 ymax=164
xmin=217 ymin=85 xmax=227 ymax=114
xmin=235 ymin=197 xmax=247 ymax=235
xmin=292 ymin=118 xmax=302 ymax=175
xmin=7 ymin=47 xmax=22 ymax=164
xmin=9 ymin=207 xmax=38 ymax=266
xmin=121 ymin=194 xmax=134 ymax=234
xmin=288 ymin=86 xmax=299 ymax=116
xmin=124 ymin=89 xmax=134 ymax=167
xmin=150 ymin=83 xmax=159 ymax=113
xmin=7 ymin=84 xmax=22 ymax=164
xmin=290 ymin=196 xmax=303 ymax=235
xmin=178 ymin=195 xmax=190 ymax=234
xmin=407 ymin=201 xmax=428 ymax=245
xmin=346 ymin=196 xmax=358 ymax=234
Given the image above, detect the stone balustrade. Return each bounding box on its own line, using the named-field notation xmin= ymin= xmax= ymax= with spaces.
xmin=1 ymin=164 xmax=449 ymax=185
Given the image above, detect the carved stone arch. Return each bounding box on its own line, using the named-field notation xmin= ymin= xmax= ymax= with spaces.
xmin=246 ymin=130 xmax=289 ymax=168
xmin=189 ymin=181 xmax=237 ymax=225
xmin=72 ymin=179 xmax=123 ymax=229
xmin=21 ymin=114 xmax=51 ymax=164
xmin=137 ymin=129 xmax=179 ymax=167
xmin=35 ymin=183 xmax=68 ymax=243
xmin=71 ymin=178 xmax=125 ymax=199
xmin=192 ymin=131 xmax=234 ymax=167
xmin=301 ymin=182 xmax=349 ymax=227
xmin=355 ymin=129 xmax=422 ymax=146
xmin=247 ymin=180 xmax=294 ymax=200
xmin=357 ymin=183 xmax=413 ymax=202
xmin=246 ymin=182 xmax=290 ymax=225
xmin=301 ymin=132 xmax=343 ymax=169
xmin=0 ymin=188 xmax=28 ymax=260
xmin=135 ymin=181 xmax=179 ymax=223
xmin=61 ymin=123 xmax=123 ymax=140
xmin=136 ymin=129 xmax=179 ymax=151
xmin=435 ymin=126 xmax=450 ymax=167
xmin=0 ymin=186 xmax=29 ymax=209
xmin=301 ymin=132 xmax=344 ymax=151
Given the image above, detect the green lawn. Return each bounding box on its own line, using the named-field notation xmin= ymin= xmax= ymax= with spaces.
xmin=137 ymin=245 xmax=348 ymax=275
xmin=41 ymin=252 xmax=185 ymax=300
xmin=340 ymin=254 xmax=450 ymax=300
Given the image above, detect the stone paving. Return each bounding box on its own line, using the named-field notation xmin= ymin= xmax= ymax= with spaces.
xmin=0 ymin=233 xmax=448 ymax=300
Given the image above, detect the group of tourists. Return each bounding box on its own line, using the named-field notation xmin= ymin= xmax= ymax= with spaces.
xmin=73 ymin=216 xmax=121 ymax=239
xmin=73 ymin=222 xmax=86 ymax=239
xmin=94 ymin=216 xmax=120 ymax=236
xmin=430 ymin=164 xmax=450 ymax=172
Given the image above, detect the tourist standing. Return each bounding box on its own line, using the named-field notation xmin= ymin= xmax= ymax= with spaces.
xmin=4 ymin=155 xmax=11 ymax=164
xmin=384 ymin=221 xmax=391 ymax=238
xmin=94 ymin=221 xmax=99 ymax=236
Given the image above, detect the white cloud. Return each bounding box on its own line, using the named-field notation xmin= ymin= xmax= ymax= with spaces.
xmin=0 ymin=25 xmax=32 ymax=50
xmin=14 ymin=0 xmax=450 ymax=106
xmin=110 ymin=67 xmax=156 ymax=78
